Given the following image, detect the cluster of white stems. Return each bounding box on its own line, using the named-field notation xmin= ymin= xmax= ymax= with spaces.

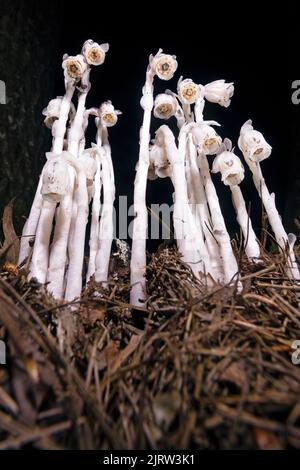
xmin=18 ymin=45 xmax=299 ymax=304
xmin=18 ymin=40 xmax=121 ymax=300
xmin=130 ymin=51 xmax=300 ymax=306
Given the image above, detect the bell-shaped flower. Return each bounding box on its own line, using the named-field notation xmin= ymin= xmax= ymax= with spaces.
xmin=99 ymin=101 xmax=122 ymax=127
xmin=177 ymin=77 xmax=201 ymax=104
xmin=153 ymin=93 xmax=177 ymax=119
xmin=62 ymin=54 xmax=88 ymax=80
xmin=79 ymin=147 xmax=97 ymax=186
xmin=41 ymin=152 xmax=70 ymax=203
xmin=148 ymin=143 xmax=172 ymax=179
xmin=82 ymin=40 xmax=109 ymax=66
xmin=204 ymin=79 xmax=234 ymax=108
xmin=188 ymin=121 xmax=222 ymax=155
xmin=151 ymin=51 xmax=178 ymax=81
xmin=238 ymin=119 xmax=272 ymax=162
xmin=42 ymin=98 xmax=76 ymax=129
xmin=212 ymin=142 xmax=245 ymax=186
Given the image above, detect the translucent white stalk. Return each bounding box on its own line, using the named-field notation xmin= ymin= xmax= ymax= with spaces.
xmin=157 ymin=125 xmax=212 ymax=279
xmin=18 ymin=83 xmax=76 ymax=266
xmin=47 ymin=71 xmax=91 ymax=298
xmin=28 ymin=82 xmax=78 ymax=281
xmin=95 ymin=126 xmax=115 ymax=283
xmin=243 ymin=156 xmax=300 ymax=279
xmin=86 ymin=151 xmax=102 ymax=281
xmin=187 ymin=134 xmax=223 ymax=281
xmin=194 ymin=99 xmax=239 ymax=285
xmin=46 ymin=168 xmax=75 ymax=298
xmin=197 ymin=150 xmax=239 ymax=284
xmin=64 ymin=161 xmax=89 ymax=300
xmin=29 ymin=201 xmax=57 ymax=282
xmin=230 ymin=185 xmax=261 ymax=261
xmin=18 ymin=176 xmax=43 ymax=265
xmin=130 ymin=67 xmax=154 ymax=306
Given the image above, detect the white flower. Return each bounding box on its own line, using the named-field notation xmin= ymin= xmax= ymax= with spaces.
xmin=177 ymin=77 xmax=200 ymax=104
xmin=41 ymin=152 xmax=70 ymax=202
xmin=189 ymin=122 xmax=222 ymax=155
xmin=238 ymin=120 xmax=272 ymax=162
xmin=82 ymin=40 xmax=109 ymax=66
xmin=79 ymin=148 xmax=97 ymax=185
xmin=148 ymin=144 xmax=171 ymax=179
xmin=99 ymin=101 xmax=122 ymax=127
xmin=212 ymin=149 xmax=245 ymax=186
xmin=153 ymin=93 xmax=177 ymax=119
xmin=42 ymin=98 xmax=76 ymax=129
xmin=62 ymin=54 xmax=88 ymax=80
xmin=151 ymin=52 xmax=178 ymax=81
xmin=204 ymin=79 xmax=234 ymax=107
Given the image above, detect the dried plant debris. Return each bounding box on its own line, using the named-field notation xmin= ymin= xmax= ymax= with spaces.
xmin=0 ymin=247 xmax=300 ymax=450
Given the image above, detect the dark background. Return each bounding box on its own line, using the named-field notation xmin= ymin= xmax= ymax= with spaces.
xmin=0 ymin=1 xmax=298 ymax=250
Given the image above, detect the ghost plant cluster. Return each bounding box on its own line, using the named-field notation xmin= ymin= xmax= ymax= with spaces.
xmin=18 ymin=40 xmax=121 ymax=300
xmin=130 ymin=50 xmax=300 ymax=306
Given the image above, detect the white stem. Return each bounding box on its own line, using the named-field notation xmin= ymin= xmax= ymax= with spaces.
xmin=28 ymin=81 xmax=77 ymax=280
xmin=95 ymin=126 xmax=115 ymax=283
xmin=230 ymin=185 xmax=261 ymax=261
xmin=87 ymin=152 xmax=102 ymax=281
xmin=197 ymin=150 xmax=239 ymax=284
xmin=130 ymin=68 xmax=154 ymax=306
xmin=46 ymin=71 xmax=91 ymax=298
xmin=158 ymin=126 xmax=212 ymax=279
xmin=52 ymin=82 xmax=76 ymax=154
xmin=28 ymin=200 xmax=56 ymax=282
xmin=18 ymin=175 xmax=43 ymax=264
xmin=187 ymin=134 xmax=223 ymax=282
xmin=46 ymin=168 xmax=75 ymax=298
xmin=67 ymin=70 xmax=90 ymax=157
xmin=244 ymin=156 xmax=300 ymax=280
xmin=64 ymin=163 xmax=89 ymax=300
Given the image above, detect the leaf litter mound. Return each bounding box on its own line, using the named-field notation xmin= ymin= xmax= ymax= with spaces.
xmin=0 ymin=240 xmax=300 ymax=449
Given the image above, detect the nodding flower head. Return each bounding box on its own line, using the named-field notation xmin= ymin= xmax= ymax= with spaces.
xmin=62 ymin=54 xmax=88 ymax=80
xmin=148 ymin=143 xmax=171 ymax=180
xmin=151 ymin=52 xmax=178 ymax=81
xmin=189 ymin=122 xmax=222 ymax=155
xmin=212 ymin=142 xmax=245 ymax=186
xmin=41 ymin=152 xmax=70 ymax=203
xmin=238 ymin=120 xmax=272 ymax=163
xmin=79 ymin=148 xmax=97 ymax=185
xmin=82 ymin=40 xmax=109 ymax=66
xmin=204 ymin=79 xmax=234 ymax=108
xmin=42 ymin=98 xmax=76 ymax=129
xmin=177 ymin=77 xmax=201 ymax=104
xmin=99 ymin=101 xmax=122 ymax=127
xmin=153 ymin=93 xmax=178 ymax=120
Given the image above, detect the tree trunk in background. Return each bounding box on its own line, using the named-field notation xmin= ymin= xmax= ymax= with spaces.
xmin=0 ymin=0 xmax=63 ymax=236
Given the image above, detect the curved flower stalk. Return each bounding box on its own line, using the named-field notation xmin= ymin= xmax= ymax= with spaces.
xmin=46 ymin=67 xmax=92 ymax=296
xmin=64 ymin=155 xmax=89 ymax=301
xmin=186 ymin=133 xmax=224 ymax=282
xmin=18 ymin=75 xmax=77 ymax=266
xmin=87 ymin=145 xmax=102 ymax=281
xmin=130 ymin=49 xmax=177 ymax=307
xmin=188 ymin=115 xmax=239 ymax=285
xmin=155 ymin=125 xmax=213 ymax=279
xmin=212 ymin=139 xmax=261 ymax=261
xmin=94 ymin=126 xmax=116 ymax=283
xmin=239 ymin=120 xmax=300 ymax=279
